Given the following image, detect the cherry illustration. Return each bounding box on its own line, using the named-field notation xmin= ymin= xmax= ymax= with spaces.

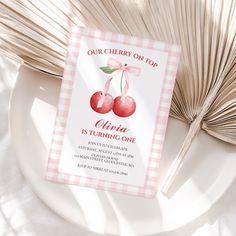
xmin=90 ymin=91 xmax=114 ymax=114
xmin=113 ymin=96 xmax=136 ymax=117
xmin=90 ymin=61 xmax=139 ymax=117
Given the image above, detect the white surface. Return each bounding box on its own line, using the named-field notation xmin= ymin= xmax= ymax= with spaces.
xmin=1 ymin=55 xmax=236 ymax=236
xmin=9 ymin=64 xmax=236 ymax=235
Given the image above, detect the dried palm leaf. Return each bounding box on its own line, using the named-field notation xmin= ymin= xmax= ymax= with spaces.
xmin=1 ymin=0 xmax=236 ymax=193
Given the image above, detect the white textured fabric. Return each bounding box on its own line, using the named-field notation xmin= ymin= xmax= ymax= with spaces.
xmin=0 ymin=55 xmax=236 ymax=236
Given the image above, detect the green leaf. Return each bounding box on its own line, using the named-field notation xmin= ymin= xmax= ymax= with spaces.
xmin=99 ymin=66 xmax=117 ymax=74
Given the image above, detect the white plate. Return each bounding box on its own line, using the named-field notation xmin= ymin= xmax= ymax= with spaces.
xmin=10 ymin=66 xmax=236 ymax=235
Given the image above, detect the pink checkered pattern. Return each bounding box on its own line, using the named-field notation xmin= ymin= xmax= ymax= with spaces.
xmin=46 ymin=27 xmax=181 ymax=198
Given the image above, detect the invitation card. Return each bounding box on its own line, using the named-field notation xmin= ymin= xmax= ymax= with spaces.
xmin=46 ymin=27 xmax=180 ymax=198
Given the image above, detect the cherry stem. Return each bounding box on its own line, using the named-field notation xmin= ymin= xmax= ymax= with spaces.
xmin=120 ymin=64 xmax=127 ymax=94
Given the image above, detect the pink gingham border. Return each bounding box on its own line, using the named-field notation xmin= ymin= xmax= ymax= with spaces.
xmin=46 ymin=27 xmax=181 ymax=198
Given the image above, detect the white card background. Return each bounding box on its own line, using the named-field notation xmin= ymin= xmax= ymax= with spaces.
xmin=58 ymin=36 xmax=168 ymax=187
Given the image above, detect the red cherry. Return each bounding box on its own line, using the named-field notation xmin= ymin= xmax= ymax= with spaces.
xmin=90 ymin=91 xmax=114 ymax=114
xmin=113 ymin=96 xmax=136 ymax=117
